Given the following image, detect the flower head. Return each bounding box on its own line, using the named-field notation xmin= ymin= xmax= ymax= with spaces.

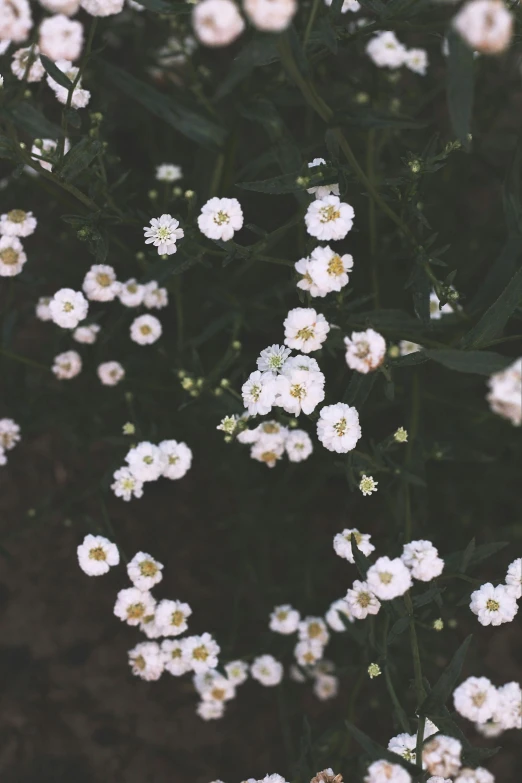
xmin=130 ymin=314 xmax=162 ymax=345
xmin=367 ymin=556 xmax=412 ymax=600
xmin=243 ymin=0 xmax=297 ymax=32
xmin=453 ymin=676 xmax=498 ymax=724
xmin=346 ymin=580 xmax=381 ymax=620
xmin=39 ymin=14 xmax=83 ymax=61
xmin=305 ymin=195 xmax=355 ymax=241
xmin=284 ymin=308 xmax=330 ymax=353
xmin=401 ymin=540 xmax=444 ymax=581
xmin=269 ymin=604 xmax=300 ymax=635
xmin=128 ymin=641 xmax=164 ymax=681
xmin=359 ymin=475 xmax=378 ymax=496
xmin=197 ymin=196 xmax=244 ymax=241
xmin=317 ymin=403 xmax=361 ymax=453
xmin=183 ymin=632 xmax=220 ymax=672
xmin=0 ymin=235 xmax=27 ymax=277
xmin=161 ymin=639 xmax=191 ymax=676
xmin=159 ymin=440 xmax=193 ymax=480
xmin=285 ymin=429 xmax=313 ymax=462
xmin=192 ymin=0 xmax=245 ymax=47
xmin=111 ymin=466 xmax=144 ymax=501
xmin=241 ymin=370 xmax=278 ymax=416
xmin=0 ymin=209 xmax=37 ymax=236
xmin=486 ymin=358 xmax=521 ymax=426
xmin=114 ymin=587 xmax=156 ymax=626
xmin=344 ymin=329 xmax=386 ymax=374
xmin=251 ymin=654 xmax=283 ymax=686
xmin=125 ymin=441 xmax=166 ymax=482
xmin=127 ymin=551 xmax=164 ymax=591
xmin=144 ymin=214 xmax=184 ymax=255
xmin=306 ymin=158 xmax=340 ymax=199
xmin=156 ymin=163 xmax=182 ymax=182
xmin=364 ymin=760 xmax=411 ymax=783
xmin=470 ymin=582 xmax=518 ymax=626
xmin=52 ymin=350 xmax=82 ymax=379
xmin=454 ymin=0 xmax=513 ymax=55
xmin=97 ymin=361 xmax=125 ymax=386
xmin=156 ymin=599 xmax=192 ymax=636
xmin=49 ymin=288 xmax=88 ymax=329
xmin=83 ymin=264 xmax=120 ymax=302
xmin=0 ymin=419 xmax=21 ymax=451
xmin=333 ymin=528 xmax=375 ymax=563
xmin=77 ymin=534 xmax=119 ymax=576
xmin=257 ymin=344 xmax=291 ymax=374
xmin=422 ymin=735 xmax=462 ymax=779
xmin=325 ymin=598 xmax=353 ymax=631
xmin=73 ymin=324 xmax=100 ymax=344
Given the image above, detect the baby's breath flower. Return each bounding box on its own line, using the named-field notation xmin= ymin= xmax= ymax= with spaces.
xmin=368 ymin=663 xmax=381 ymax=679
xmin=433 ymin=618 xmax=444 ymax=631
xmin=394 ymin=427 xmax=408 ymax=443
xmin=77 ymin=534 xmax=119 ymax=576
xmin=143 ymin=214 xmax=184 ymax=255
xmin=359 ymin=474 xmax=378 ymax=496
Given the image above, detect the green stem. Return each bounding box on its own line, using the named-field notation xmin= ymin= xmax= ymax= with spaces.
xmin=0 ymin=348 xmax=48 ymax=371
xmin=404 ymin=592 xmax=426 ymax=767
xmin=366 ymin=128 xmax=380 ymax=308
xmin=303 ymin=0 xmax=321 ymax=47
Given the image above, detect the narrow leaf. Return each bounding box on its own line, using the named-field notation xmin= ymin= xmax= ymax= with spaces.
xmin=419 ymin=635 xmax=472 ymax=715
xmin=461 ymin=265 xmax=522 ymax=348
xmin=344 ymin=721 xmax=418 ymax=775
xmin=40 ymin=54 xmax=74 ymax=89
xmin=425 ymin=349 xmax=512 ymax=376
xmin=60 ymin=138 xmax=102 ymax=182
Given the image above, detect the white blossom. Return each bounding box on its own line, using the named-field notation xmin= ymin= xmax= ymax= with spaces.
xmin=469 ymin=582 xmax=518 ymax=626
xmin=422 ymin=735 xmax=462 ymax=779
xmin=36 ymin=296 xmax=52 ymax=321
xmin=505 ymin=557 xmax=521 ymax=599
xmin=492 ymin=681 xmax=521 ymax=730
xmin=46 ymin=59 xmax=90 ymax=107
xmin=31 ymin=138 xmax=70 ymax=172
xmin=401 ymin=540 xmax=444 ymax=581
xmin=284 ymin=308 xmax=330 ymax=353
xmin=388 ymin=733 xmax=417 ymax=764
xmin=295 ymin=256 xmax=330 ymax=298
xmin=243 ymin=0 xmax=296 ymax=32
xmin=83 ymin=264 xmax=120 ymax=302
xmin=125 ymin=441 xmax=166 ymax=482
xmin=143 ymin=214 xmax=184 ymax=255
xmin=313 ymin=674 xmax=339 ymax=700
xmin=285 ymin=430 xmax=313 ymax=462
xmin=161 ymin=639 xmax=191 ymax=676
xmin=192 ymin=0 xmax=245 ymax=48
xmin=366 ymin=556 xmax=413 ymax=600
xmin=197 ymin=699 xmax=225 ymax=720
xmin=344 ymin=329 xmax=386 ymax=374
xmin=80 ymin=0 xmax=124 ymax=16
xmin=325 ymin=598 xmax=353 ymax=631
xmin=366 ymin=31 xmax=407 ymax=69
xmin=486 ymin=358 xmax=521 ymax=426
xmin=269 ymin=604 xmax=300 ymax=635
xmin=404 ymin=48 xmax=428 ymax=75
xmin=156 ymin=599 xmax=192 ymax=636
xmin=250 ymin=436 xmax=285 ymax=468
xmin=256 ymin=344 xmax=291 ymax=374
xmin=118 ymin=279 xmax=145 ymax=308
xmin=11 ymin=45 xmax=45 ymax=80
xmin=97 ymin=361 xmax=125 ymax=386
xmin=453 ymin=0 xmax=513 ymax=55
xmin=111 ymin=466 xmax=144 ymax=501
xmin=282 ymin=354 xmax=324 ymax=384
xmin=114 ymin=587 xmax=156 ymax=626
xmin=333 ymin=528 xmax=375 ymax=563
xmin=128 ymin=641 xmax=164 ymax=681
xmin=364 ymin=760 xmax=411 ymax=783
xmin=0 ymin=0 xmax=33 ymax=43
xmin=346 ymin=580 xmax=381 ymax=620
xmin=0 ymin=418 xmax=20 ymax=451
xmin=156 ymin=163 xmax=182 ymax=182
xmin=0 ymin=235 xmax=27 ymax=277
xmin=183 ymin=633 xmax=220 ymax=672
xmin=275 ymin=369 xmax=325 ymax=416
xmin=143 ymin=280 xmax=168 ymax=309
xmin=305 ymin=195 xmax=355 ymax=241
xmin=49 ymin=288 xmax=88 ymax=329
xmin=306 ymin=158 xmax=339 ymax=199
xmin=39 ymin=1 xmax=81 ymax=15
xmin=241 ymin=370 xmax=279 ymax=416
xmin=39 ymin=14 xmax=83 ymax=61
xmin=308 ymin=245 xmax=354 ymax=293
xmin=454 ymin=769 xmax=495 ymax=783
xmin=251 ymin=654 xmax=283 ymax=686
xmin=294 ymin=639 xmax=324 ymax=666
xmin=127 ymin=551 xmax=164 ymax=591
xmin=453 ymin=676 xmax=498 ymax=723
xmin=159 ymin=440 xmax=192 ymax=480
xmin=130 ymin=314 xmax=162 ymax=345
xmin=225 ymin=660 xmax=249 ymax=685
xmin=73 ymin=324 xmax=100 ymax=344
xmin=52 ymin=350 xmax=82 ymax=379
xmin=317 ymin=403 xmax=361 ymax=453
xmin=324 ymin=0 xmax=360 ymax=12
xmin=298 ymin=616 xmax=329 ymax=646
xmin=197 ymin=197 xmax=244 ymax=241
xmin=77 ymin=534 xmax=119 ymax=576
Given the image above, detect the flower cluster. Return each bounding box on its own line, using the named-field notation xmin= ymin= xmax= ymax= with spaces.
xmin=191 ymin=0 xmax=297 ymax=49
xmin=236 ymin=419 xmax=313 ymax=468
xmin=0 ymin=418 xmax=21 ymax=467
xmin=111 ymin=439 xmax=193 ymax=501
xmin=453 ymin=675 xmax=521 ymax=734
xmin=366 ymin=31 xmax=428 ymax=76
xmin=469 ymin=557 xmax=520 ymax=626
xmin=0 ymin=208 xmax=36 ymax=277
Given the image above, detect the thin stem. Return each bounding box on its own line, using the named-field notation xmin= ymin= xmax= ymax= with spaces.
xmin=0 ymin=347 xmax=48 ymax=372
xmin=303 ymin=0 xmax=321 ymax=47
xmin=404 ymin=592 xmax=426 ymax=767
xmin=404 ymin=371 xmax=420 ymax=542
xmin=367 ymin=128 xmax=380 ymax=308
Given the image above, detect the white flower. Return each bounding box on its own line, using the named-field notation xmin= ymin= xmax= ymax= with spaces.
xmin=344 ymin=329 xmax=386 ymax=374
xmin=118 ymin=279 xmax=145 ymax=308
xmin=156 ymin=163 xmax=182 ymax=182
xmin=405 ymin=48 xmax=428 ymax=75
xmin=294 ymin=639 xmax=324 ymax=666
xmin=256 ymin=344 xmax=291 ymax=374
xmin=97 ymin=361 xmax=125 ymax=386
xmin=225 ymin=660 xmax=249 ymax=685
xmin=285 ymin=430 xmax=313 ymax=462
xmin=183 ymin=633 xmax=220 ymax=672
xmin=317 ymin=403 xmax=361 ymax=453
xmin=366 ymin=31 xmax=407 ymax=69
xmin=388 ymin=733 xmax=417 ymax=764
xmin=143 ymin=280 xmax=168 ymax=309
xmin=77 ymin=534 xmax=119 ymax=576
xmin=80 ymin=0 xmax=124 ymax=16
xmin=46 ymin=59 xmax=90 ymax=108
xmin=128 ymin=641 xmax=164 ymax=681
xmin=0 ymin=447 xmax=6 ymax=467
xmin=250 ymin=436 xmax=285 ymax=467
xmin=306 ymin=158 xmax=339 ymax=200
xmin=39 ymin=1 xmax=81 ymax=15
xmin=82 ymin=264 xmax=120 ymax=302
xmin=284 ymin=308 xmax=330 ymax=353
xmin=192 ymin=0 xmax=245 ymax=48
xmin=0 ymin=0 xmax=32 ymax=43
xmin=492 ymin=681 xmax=521 ymax=730
xmin=156 ymin=599 xmax=192 ymax=636
xmin=454 ymin=769 xmax=495 ymax=783
xmin=469 ymin=582 xmax=518 ymax=626
xmin=295 ymin=256 xmax=330 ymax=298
xmin=114 ymin=587 xmax=156 ymax=626
xmin=197 ymin=197 xmax=244 ymax=241
xmin=359 ymin=474 xmax=378 ymax=496
xmin=325 ymin=598 xmax=353 ymax=631
xmin=159 ymin=440 xmax=192 ymax=480
xmin=0 ymin=235 xmax=27 ymax=277
xmin=243 ymin=0 xmax=296 ymax=32
xmin=453 ymin=676 xmax=498 ymax=723
xmin=0 ymin=418 xmax=20 ymax=451
xmin=111 ymin=466 xmax=144 ymax=501
xmin=367 ymin=556 xmax=413 ymax=600
xmin=241 ymin=370 xmax=278 ymax=416
xmin=251 ymin=654 xmax=283 ymax=686
xmin=127 ymin=551 xmax=164 ymax=591
xmin=430 ymin=290 xmax=455 ymax=320
xmin=11 ymin=45 xmax=45 ymax=81
xmin=474 ymin=720 xmax=504 ymax=738
xmin=139 ymin=611 xmax=163 ymax=639
xmin=275 ymin=370 xmax=325 ymax=416
xmin=324 ymin=0 xmax=360 ymax=12
xmin=269 ymin=604 xmax=300 ymax=634
xmin=422 ymin=735 xmax=462 ymax=779
xmin=305 ymin=195 xmax=355 ymax=241
xmin=52 ymin=350 xmax=82 ymax=379
xmin=161 ymin=639 xmax=191 ymax=676
xmin=346 ymin=580 xmax=381 ymax=620
xmin=486 ymin=358 xmax=521 ymax=426
xmin=197 ymin=699 xmax=225 ymax=720
xmin=454 ymin=0 xmax=513 ymax=55
xmin=333 ymin=528 xmax=375 ymax=563
xmin=399 ymin=340 xmax=422 ymax=356
xmin=49 ymin=288 xmax=88 ymax=329
xmin=401 ymin=540 xmax=444 ymax=581
xmin=505 ymin=557 xmax=521 ymax=599
xmin=39 ymin=14 xmax=83 ymax=61
xmin=364 ymin=760 xmax=411 ymax=783
xmin=36 ymin=296 xmax=52 ymax=321
xmin=73 ymin=324 xmax=100 ymax=344
xmin=282 ymin=354 xmax=324 ymax=384
xmin=125 ymin=441 xmax=166 ymax=482
xmin=197 ymin=672 xmax=236 ymax=703
xmin=31 ymin=138 xmax=70 ymax=172
xmin=308 ymin=245 xmax=354 ymax=293
xmin=130 ymin=314 xmax=162 ymax=345
xmin=143 ymin=214 xmax=184 ymax=255
xmin=314 ymin=674 xmax=339 ymax=700
xmin=298 ymin=616 xmax=329 ymax=645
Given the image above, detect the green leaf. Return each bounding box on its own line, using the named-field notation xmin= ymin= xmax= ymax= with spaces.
xmin=387 ymin=616 xmax=410 ymax=645
xmin=351 ymin=538 xmax=372 ymax=580
xmin=425 ymin=349 xmax=512 ymax=376
xmin=460 ymin=265 xmax=522 ymax=348
xmin=215 ymin=35 xmax=279 ymax=99
xmin=444 ymin=541 xmax=508 ymax=573
xmin=8 ymin=102 xmax=63 ymax=139
xmin=460 ymin=538 xmax=475 ymax=574
xmin=418 ymin=635 xmax=472 ymax=715
xmin=59 ymin=138 xmax=102 ymax=182
xmin=39 ymin=54 xmax=74 ymax=89
xmin=100 ymin=61 xmax=226 ymax=149
xmin=413 ymin=586 xmax=445 ymax=609
xmin=238 ymin=166 xmax=337 ymax=195
xmin=335 ymin=110 xmax=427 ymax=130
xmin=344 ymin=721 xmax=418 ymax=775
xmin=343 ymin=372 xmax=378 ymax=410
xmin=447 ymin=30 xmax=474 ymax=151
xmin=0 ymin=134 xmax=16 ymax=160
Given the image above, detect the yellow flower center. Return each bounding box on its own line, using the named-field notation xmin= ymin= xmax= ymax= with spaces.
xmin=327 ymin=255 xmax=344 ymax=276
xmin=192 ymin=645 xmax=209 ymax=661
xmin=319 ymin=205 xmax=340 ymax=223
xmin=472 ymin=692 xmax=487 ymax=707
xmin=303 ymin=652 xmax=316 ymax=664
xmin=140 ymin=325 xmax=152 ymax=335
xmin=133 ymin=654 xmax=146 ymax=671
xmin=127 ymin=602 xmax=146 ymax=620
xmin=171 ymin=648 xmax=182 ymax=659
xmin=276 ymin=610 xmax=288 ymax=621
xmin=0 ymin=248 xmax=19 ymax=265
xmin=139 ymin=560 xmax=158 ymax=577
xmin=290 ymin=383 xmax=305 ymax=399
xmin=171 ymin=610 xmax=184 ymax=627
xmin=89 ymin=546 xmax=107 ymax=561
xmin=333 ymin=418 xmax=347 ymax=436
xmin=486 ymin=599 xmax=500 ymax=612
xmin=357 ymin=592 xmax=371 ymax=608
xmin=96 ymin=273 xmax=112 ymax=287
xmin=214 ymin=210 xmax=230 ymax=225
xmin=379 ymin=572 xmax=393 ymax=585
xmin=261 ymin=450 xmax=277 ymax=463
xmin=7 ymin=209 xmax=27 ymax=223
xmin=211 ymin=687 xmax=226 ymax=701
xmin=308 ymin=622 xmax=322 ymax=639
xmin=263 ymin=423 xmax=280 ymax=434
xmin=296 ymin=326 xmax=315 ymax=341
